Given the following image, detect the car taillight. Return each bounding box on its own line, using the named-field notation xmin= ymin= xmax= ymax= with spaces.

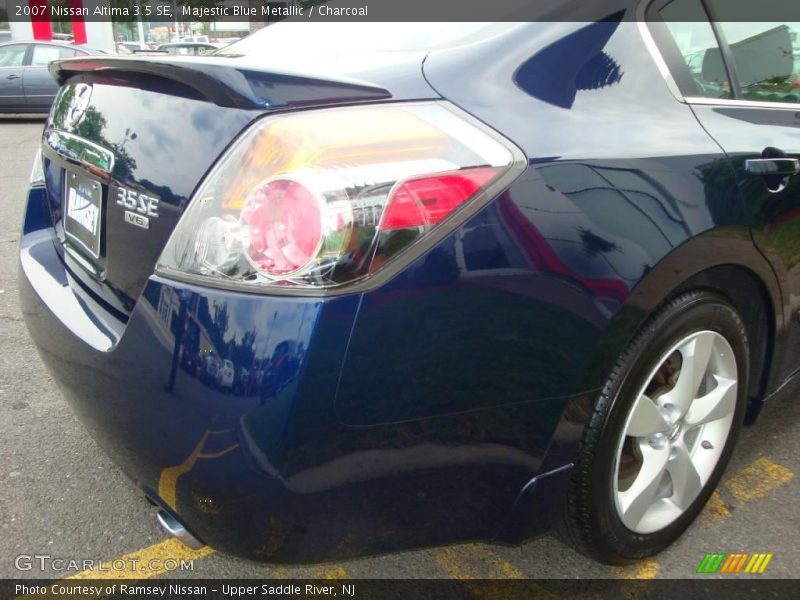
xmin=157 ymin=102 xmax=524 ymax=292
xmin=242 ymin=178 xmax=324 ymax=276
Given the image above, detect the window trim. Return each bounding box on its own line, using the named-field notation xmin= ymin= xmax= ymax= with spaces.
xmin=684 ymin=96 xmax=800 ymax=109
xmin=639 ymin=0 xmax=800 ymax=109
xmin=638 ymin=0 xmax=701 ymax=101
xmin=701 ymin=0 xmax=744 ymax=98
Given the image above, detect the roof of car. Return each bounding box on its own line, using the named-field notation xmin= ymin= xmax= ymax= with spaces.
xmin=0 ymin=40 xmax=100 ymax=53
xmin=1 ymin=40 xmax=78 ymax=47
xmin=158 ymin=43 xmax=217 ymax=48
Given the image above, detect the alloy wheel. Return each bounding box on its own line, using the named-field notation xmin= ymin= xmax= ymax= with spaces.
xmin=612 ymin=330 xmax=738 ymax=534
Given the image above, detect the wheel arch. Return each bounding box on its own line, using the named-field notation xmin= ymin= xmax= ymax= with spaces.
xmin=582 ymin=229 xmax=782 ymax=424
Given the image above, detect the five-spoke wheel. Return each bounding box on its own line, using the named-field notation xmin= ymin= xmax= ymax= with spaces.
xmin=561 ymin=292 xmax=748 ymax=564
xmin=613 ymin=331 xmax=737 ymax=533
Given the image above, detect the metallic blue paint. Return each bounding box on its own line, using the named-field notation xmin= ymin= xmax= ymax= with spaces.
xmin=20 ymin=182 xmax=582 ymax=560
xmin=18 ymin=18 xmax=799 ymax=561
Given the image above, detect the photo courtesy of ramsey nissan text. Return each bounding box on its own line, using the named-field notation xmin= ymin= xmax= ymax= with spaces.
xmin=0 ymin=0 xmax=799 ymax=597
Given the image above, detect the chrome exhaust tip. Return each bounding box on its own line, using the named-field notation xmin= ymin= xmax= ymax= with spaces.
xmin=156 ymin=509 xmax=205 ymax=551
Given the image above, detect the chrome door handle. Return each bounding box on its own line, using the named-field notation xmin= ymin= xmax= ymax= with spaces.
xmin=745 ymin=158 xmax=800 ymax=177
xmin=6 ymin=74 xmax=20 ymax=80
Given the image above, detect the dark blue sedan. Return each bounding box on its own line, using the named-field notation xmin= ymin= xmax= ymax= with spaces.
xmin=18 ymin=5 xmax=800 ymax=565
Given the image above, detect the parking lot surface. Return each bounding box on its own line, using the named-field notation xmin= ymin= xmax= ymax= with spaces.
xmin=0 ymin=118 xmax=798 ymax=581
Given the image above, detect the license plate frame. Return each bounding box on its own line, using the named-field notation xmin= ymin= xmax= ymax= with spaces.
xmin=64 ymin=170 xmax=103 ymax=259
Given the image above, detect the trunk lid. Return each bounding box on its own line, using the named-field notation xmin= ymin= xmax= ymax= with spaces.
xmin=41 ymin=55 xmax=404 ymax=316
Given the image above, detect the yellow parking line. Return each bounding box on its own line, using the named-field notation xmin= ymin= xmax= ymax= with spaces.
xmin=434 ymin=547 xmax=469 ymax=580
xmin=434 ymin=544 xmax=525 ymax=580
xmin=36 ymin=454 xmax=794 ymax=586
xmin=434 ymin=547 xmax=472 ymax=580
xmin=725 ymin=457 xmax=794 ymax=503
xmin=434 ymin=545 xmax=606 ymax=600
xmin=468 ymin=545 xmax=527 ymax=579
xmin=434 ymin=545 xmax=548 ymax=600
xmin=611 ymin=558 xmax=659 ymax=579
xmin=702 ymin=490 xmax=731 ymax=521
xmin=272 ymin=565 xmax=350 ymax=579
xmin=317 ymin=567 xmax=349 ymax=579
xmin=66 ymin=538 xmax=214 ymax=580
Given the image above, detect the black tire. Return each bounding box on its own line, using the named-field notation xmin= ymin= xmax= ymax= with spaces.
xmin=561 ymin=290 xmax=749 ymax=564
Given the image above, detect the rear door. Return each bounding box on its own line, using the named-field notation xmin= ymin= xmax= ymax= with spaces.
xmin=23 ymin=44 xmax=78 ymax=111
xmin=652 ymin=0 xmax=800 ymax=385
xmin=0 ymin=44 xmax=29 ymax=110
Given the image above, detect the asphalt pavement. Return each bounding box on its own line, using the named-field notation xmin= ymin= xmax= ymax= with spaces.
xmin=0 ymin=117 xmax=798 ymax=582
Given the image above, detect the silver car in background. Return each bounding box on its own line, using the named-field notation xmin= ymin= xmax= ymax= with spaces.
xmin=0 ymin=41 xmax=99 ymax=113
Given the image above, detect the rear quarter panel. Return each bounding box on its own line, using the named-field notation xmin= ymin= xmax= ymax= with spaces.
xmin=336 ymin=20 xmax=782 ymax=428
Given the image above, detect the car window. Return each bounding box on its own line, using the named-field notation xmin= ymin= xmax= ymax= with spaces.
xmin=0 ymin=44 xmax=27 ymax=67
xmin=658 ymin=0 xmax=731 ymax=99
xmin=31 ymin=45 xmax=77 ymax=66
xmin=708 ymin=17 xmax=800 ymax=104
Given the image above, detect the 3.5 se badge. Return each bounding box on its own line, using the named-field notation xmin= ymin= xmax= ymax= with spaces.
xmin=115 ymin=185 xmax=160 ymax=230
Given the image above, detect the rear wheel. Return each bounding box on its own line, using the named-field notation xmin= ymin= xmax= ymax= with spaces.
xmin=562 ymin=291 xmax=749 ymax=564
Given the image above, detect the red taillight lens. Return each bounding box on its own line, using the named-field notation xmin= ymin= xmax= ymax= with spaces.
xmin=242 ymin=179 xmax=323 ymax=276
xmin=158 ymin=102 xmax=523 ymax=291
xmin=379 ymin=168 xmax=499 ymax=231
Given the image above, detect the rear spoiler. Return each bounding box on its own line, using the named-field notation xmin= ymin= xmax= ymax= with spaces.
xmin=49 ymin=56 xmax=392 ymax=110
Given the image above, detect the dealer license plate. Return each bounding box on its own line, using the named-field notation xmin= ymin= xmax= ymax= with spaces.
xmin=64 ymin=170 xmax=103 ymax=258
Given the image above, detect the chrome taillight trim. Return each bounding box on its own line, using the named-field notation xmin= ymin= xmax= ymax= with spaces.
xmin=155 ymin=100 xmax=527 ymax=298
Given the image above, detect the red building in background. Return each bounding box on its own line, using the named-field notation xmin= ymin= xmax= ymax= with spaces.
xmin=9 ymin=0 xmax=114 ymax=51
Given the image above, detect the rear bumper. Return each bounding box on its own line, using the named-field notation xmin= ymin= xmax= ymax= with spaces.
xmin=19 ymin=185 xmax=584 ymax=562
